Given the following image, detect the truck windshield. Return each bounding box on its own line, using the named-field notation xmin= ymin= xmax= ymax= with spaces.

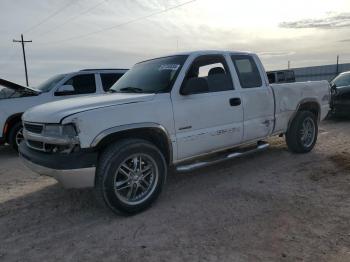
xmin=110 ymin=55 xmax=188 ymax=93
xmin=36 ymin=74 xmax=66 ymax=92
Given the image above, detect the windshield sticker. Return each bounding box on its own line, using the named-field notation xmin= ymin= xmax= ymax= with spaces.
xmin=158 ymin=64 xmax=180 ymax=71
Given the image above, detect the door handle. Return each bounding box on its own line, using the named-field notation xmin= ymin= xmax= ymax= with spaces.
xmin=229 ymin=97 xmax=241 ymax=106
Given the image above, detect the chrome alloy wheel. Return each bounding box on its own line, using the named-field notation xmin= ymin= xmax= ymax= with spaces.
xmin=114 ymin=154 xmax=158 ymax=205
xmin=15 ymin=127 xmax=24 ymax=147
xmin=300 ymin=117 xmax=315 ymax=148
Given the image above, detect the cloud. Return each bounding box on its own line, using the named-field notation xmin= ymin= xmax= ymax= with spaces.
xmin=1 ymin=1 xmax=350 ymax=84
xmin=258 ymin=51 xmax=295 ymax=57
xmin=280 ymin=12 xmax=350 ymax=29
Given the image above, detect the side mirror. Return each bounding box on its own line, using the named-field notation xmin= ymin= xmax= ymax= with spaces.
xmin=180 ymin=77 xmax=208 ymax=95
xmin=54 ymin=85 xmax=75 ymax=96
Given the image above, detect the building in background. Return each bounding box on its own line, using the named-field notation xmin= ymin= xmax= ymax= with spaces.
xmin=289 ymin=63 xmax=350 ymax=82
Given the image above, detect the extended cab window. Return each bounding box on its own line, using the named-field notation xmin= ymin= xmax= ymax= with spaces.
xmin=182 ymin=55 xmax=233 ymax=94
xmin=60 ymin=74 xmax=96 ymax=95
xmin=101 ymin=73 xmax=124 ymax=91
xmin=231 ymin=55 xmax=262 ymax=88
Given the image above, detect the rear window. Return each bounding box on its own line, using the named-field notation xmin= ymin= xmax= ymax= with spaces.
xmin=231 ymin=55 xmax=262 ymax=88
xmin=100 ymin=73 xmax=124 ymax=91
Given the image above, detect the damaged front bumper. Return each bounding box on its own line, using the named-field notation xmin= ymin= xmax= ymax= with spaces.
xmin=19 ymin=142 xmax=97 ymax=188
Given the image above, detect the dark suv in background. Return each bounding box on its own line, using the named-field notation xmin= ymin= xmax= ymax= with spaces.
xmin=330 ymin=71 xmax=350 ymax=116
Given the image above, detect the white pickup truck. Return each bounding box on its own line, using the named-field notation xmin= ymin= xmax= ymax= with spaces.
xmin=19 ymin=50 xmax=330 ymax=215
xmin=0 ymin=69 xmax=127 ymax=150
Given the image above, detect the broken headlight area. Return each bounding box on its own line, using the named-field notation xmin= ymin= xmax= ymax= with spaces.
xmin=43 ymin=124 xmax=78 ymax=137
xmin=24 ymin=123 xmax=80 ymax=154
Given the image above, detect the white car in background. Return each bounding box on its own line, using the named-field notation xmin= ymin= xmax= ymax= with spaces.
xmin=0 ymin=68 xmax=127 ymax=150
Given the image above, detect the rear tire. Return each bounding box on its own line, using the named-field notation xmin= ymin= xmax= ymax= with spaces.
xmin=286 ymin=111 xmax=318 ymax=153
xmin=95 ymin=139 xmax=167 ymax=215
xmin=8 ymin=122 xmax=23 ymax=152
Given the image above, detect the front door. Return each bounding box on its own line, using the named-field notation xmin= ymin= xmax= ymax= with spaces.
xmin=171 ymin=54 xmax=244 ymax=160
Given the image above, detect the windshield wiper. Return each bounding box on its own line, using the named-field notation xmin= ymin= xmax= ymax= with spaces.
xmin=119 ymin=87 xmax=144 ymax=93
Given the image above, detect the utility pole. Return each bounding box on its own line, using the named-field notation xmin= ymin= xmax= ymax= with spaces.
xmin=288 ymin=60 xmax=290 ymax=69
xmin=13 ymin=34 xmax=32 ymax=86
xmin=336 ymin=55 xmax=339 ymax=75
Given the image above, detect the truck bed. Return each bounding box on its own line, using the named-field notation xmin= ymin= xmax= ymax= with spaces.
xmin=271 ymin=80 xmax=330 ymax=134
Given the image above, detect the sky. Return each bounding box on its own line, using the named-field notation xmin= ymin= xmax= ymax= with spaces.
xmin=0 ymin=0 xmax=350 ymax=86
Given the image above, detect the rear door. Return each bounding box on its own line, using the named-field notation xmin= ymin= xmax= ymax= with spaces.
xmin=231 ymin=54 xmax=274 ymax=142
xmin=171 ymin=54 xmax=243 ymax=160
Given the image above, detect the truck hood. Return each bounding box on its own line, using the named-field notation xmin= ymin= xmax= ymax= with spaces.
xmin=23 ymin=93 xmax=155 ymax=123
xmin=0 ymin=78 xmax=40 ymax=94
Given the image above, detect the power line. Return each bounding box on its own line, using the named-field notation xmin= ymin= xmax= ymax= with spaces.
xmin=23 ymin=0 xmax=80 ymax=34
xmin=37 ymin=0 xmax=108 ymax=37
xmin=13 ymin=34 xmax=32 ymax=86
xmin=39 ymin=0 xmax=197 ymax=45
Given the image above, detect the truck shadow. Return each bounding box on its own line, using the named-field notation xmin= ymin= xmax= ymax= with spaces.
xmin=0 ymin=141 xmax=289 ymax=216
xmin=0 ymin=145 xmax=17 ymax=158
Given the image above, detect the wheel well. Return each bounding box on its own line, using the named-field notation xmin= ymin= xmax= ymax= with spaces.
xmin=4 ymin=113 xmax=23 ymax=142
xmin=287 ymin=101 xmax=320 ymax=131
xmin=95 ymin=128 xmax=172 ymax=165
xmin=298 ymin=101 xmax=320 ymax=120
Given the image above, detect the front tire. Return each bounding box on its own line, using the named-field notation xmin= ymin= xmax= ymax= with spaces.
xmin=286 ymin=111 xmax=318 ymax=153
xmin=95 ymin=139 xmax=167 ymax=215
xmin=8 ymin=122 xmax=24 ymax=152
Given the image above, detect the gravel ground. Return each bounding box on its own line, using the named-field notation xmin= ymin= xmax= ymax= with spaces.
xmin=0 ymin=119 xmax=350 ymax=262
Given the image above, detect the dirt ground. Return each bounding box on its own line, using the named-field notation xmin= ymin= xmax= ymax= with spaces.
xmin=1 ymin=119 xmax=350 ymax=262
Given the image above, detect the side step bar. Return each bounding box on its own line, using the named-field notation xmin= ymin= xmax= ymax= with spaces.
xmin=176 ymin=142 xmax=270 ymax=173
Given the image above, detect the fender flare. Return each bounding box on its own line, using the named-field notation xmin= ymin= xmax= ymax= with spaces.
xmin=90 ymin=122 xmax=174 ymax=162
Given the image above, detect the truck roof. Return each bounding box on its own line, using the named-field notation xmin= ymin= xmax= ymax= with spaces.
xmin=170 ymin=50 xmax=254 ymax=56
xmin=79 ymin=68 xmax=128 ymax=72
xmin=137 ymin=50 xmax=255 ymax=65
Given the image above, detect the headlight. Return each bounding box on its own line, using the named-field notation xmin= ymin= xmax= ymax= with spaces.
xmin=44 ymin=124 xmax=77 ymax=137
xmin=24 ymin=123 xmax=79 ymax=154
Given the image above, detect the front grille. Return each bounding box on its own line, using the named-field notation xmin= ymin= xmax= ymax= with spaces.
xmin=24 ymin=123 xmax=43 ymax=134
